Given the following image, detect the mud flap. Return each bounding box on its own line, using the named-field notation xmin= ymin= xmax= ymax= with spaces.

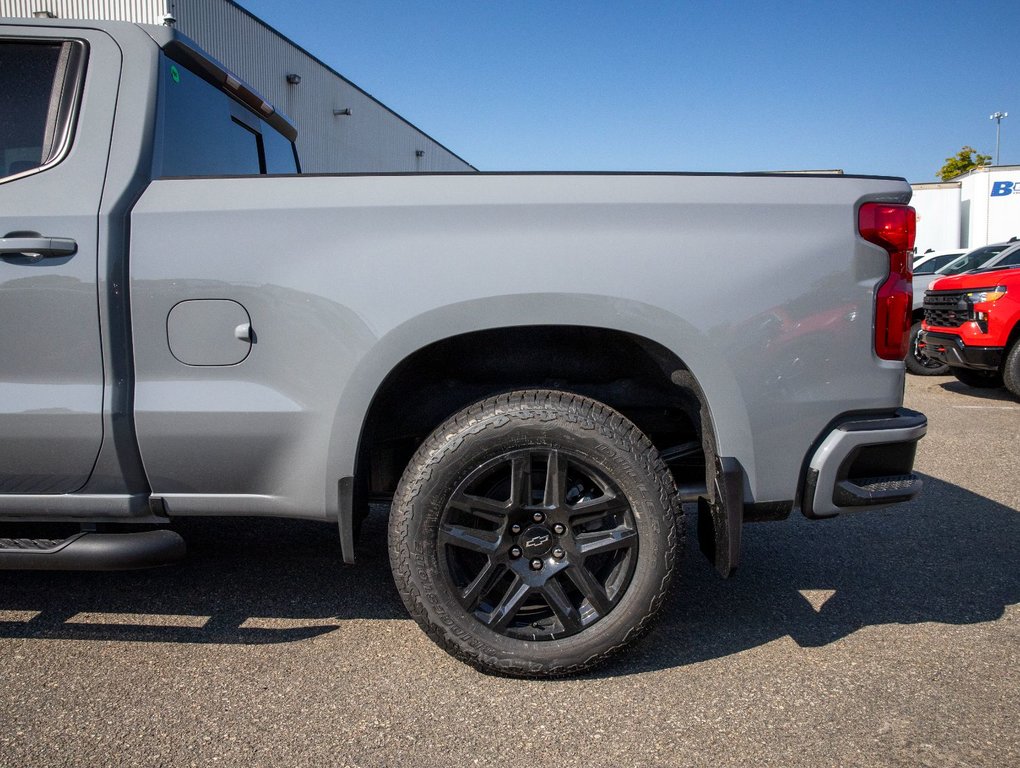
xmin=697 ymin=456 xmax=744 ymax=578
xmin=338 ymin=476 xmax=356 ymax=564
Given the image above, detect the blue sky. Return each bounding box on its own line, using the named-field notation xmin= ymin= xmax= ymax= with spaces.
xmin=239 ymin=0 xmax=1017 ymax=181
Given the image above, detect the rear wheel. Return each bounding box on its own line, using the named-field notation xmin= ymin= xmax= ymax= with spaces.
xmin=905 ymin=321 xmax=949 ymax=376
xmin=952 ymin=368 xmax=1004 ymax=389
xmin=388 ymin=390 xmax=681 ymax=677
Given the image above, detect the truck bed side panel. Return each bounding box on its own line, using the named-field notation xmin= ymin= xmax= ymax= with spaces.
xmin=128 ymin=173 xmax=909 ymax=519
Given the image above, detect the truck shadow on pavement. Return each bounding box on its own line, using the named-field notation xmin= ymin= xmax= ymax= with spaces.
xmin=0 ymin=515 xmax=406 ymax=645
xmin=611 ymin=473 xmax=1019 ymax=675
xmin=0 ymin=475 xmax=1016 ymax=676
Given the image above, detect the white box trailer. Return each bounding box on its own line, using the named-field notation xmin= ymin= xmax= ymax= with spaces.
xmin=912 ymin=165 xmax=1020 ymax=251
xmin=960 ymin=166 xmax=1020 ymax=247
xmin=910 ymin=182 xmax=961 ymax=254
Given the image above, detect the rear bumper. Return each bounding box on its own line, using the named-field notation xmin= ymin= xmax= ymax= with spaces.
xmin=920 ymin=331 xmax=1003 ymax=370
xmin=802 ymin=409 xmax=927 ymax=519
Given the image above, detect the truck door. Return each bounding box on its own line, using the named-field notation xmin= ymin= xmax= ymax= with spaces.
xmin=0 ymin=29 xmax=119 ymax=494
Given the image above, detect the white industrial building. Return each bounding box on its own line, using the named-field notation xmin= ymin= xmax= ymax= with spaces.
xmin=912 ymin=165 xmax=1020 ymax=254
xmin=0 ymin=0 xmax=475 ymax=173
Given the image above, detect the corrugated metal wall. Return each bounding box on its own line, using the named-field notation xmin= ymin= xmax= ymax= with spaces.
xmin=1 ymin=0 xmax=474 ymax=172
xmin=2 ymin=1 xmax=164 ymax=26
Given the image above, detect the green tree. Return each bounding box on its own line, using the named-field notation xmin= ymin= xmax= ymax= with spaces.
xmin=937 ymin=146 xmax=991 ymax=181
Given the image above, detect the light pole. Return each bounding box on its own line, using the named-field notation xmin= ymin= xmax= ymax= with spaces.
xmin=990 ymin=111 xmax=1008 ymax=165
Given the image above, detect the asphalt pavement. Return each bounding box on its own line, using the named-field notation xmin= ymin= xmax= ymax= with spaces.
xmin=1 ymin=375 xmax=1017 ymax=767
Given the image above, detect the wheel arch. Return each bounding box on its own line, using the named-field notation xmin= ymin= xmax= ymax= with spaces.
xmin=354 ymin=325 xmax=715 ymax=502
xmin=1005 ymin=316 xmax=1020 ymax=356
xmin=325 ymin=295 xmax=754 ymax=563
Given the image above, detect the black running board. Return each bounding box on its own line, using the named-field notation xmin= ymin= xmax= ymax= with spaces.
xmin=0 ymin=530 xmax=185 ymax=571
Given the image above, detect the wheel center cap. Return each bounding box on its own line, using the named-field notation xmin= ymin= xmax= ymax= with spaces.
xmin=520 ymin=525 xmax=554 ymax=556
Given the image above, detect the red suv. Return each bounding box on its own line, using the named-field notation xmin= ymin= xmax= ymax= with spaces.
xmin=920 ymin=265 xmax=1020 ymax=398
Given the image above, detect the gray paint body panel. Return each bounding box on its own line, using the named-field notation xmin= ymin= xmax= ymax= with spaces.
xmin=167 ymin=299 xmax=252 ymax=365
xmin=128 ymin=173 xmax=910 ymax=519
xmin=0 ymin=25 xmax=121 ymax=494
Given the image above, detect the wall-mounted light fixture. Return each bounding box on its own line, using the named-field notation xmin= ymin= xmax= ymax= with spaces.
xmin=286 ymin=74 xmax=301 ymax=85
xmin=162 ymin=12 xmax=176 ymax=26
xmin=32 ymin=10 xmax=57 ymax=17
xmin=415 ymin=150 xmax=425 ymax=158
xmin=333 ymin=108 xmax=352 ymax=116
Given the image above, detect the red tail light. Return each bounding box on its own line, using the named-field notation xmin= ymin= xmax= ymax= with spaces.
xmin=859 ymin=203 xmax=915 ymax=360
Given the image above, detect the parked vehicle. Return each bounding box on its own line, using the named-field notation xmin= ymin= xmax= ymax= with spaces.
xmin=907 ymin=240 xmax=1018 ymax=375
xmin=921 ymin=265 xmax=1020 ymax=398
xmin=913 ymin=249 xmax=964 ymax=275
xmin=0 ymin=19 xmax=927 ymax=676
xmin=934 ymin=239 xmax=1018 ymax=277
xmin=960 ymin=242 xmax=1020 ymax=273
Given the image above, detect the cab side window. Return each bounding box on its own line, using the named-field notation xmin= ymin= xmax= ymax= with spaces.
xmin=0 ymin=40 xmax=85 ymax=181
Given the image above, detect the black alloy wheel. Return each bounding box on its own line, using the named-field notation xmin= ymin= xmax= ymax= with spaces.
xmin=438 ymin=448 xmax=638 ymax=641
xmin=389 ymin=390 xmax=681 ymax=677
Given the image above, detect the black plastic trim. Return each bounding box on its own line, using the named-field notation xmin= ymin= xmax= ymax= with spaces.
xmin=838 ymin=408 xmax=927 ymax=432
xmin=919 ymin=331 xmax=1003 ymax=370
xmin=833 ymin=475 xmax=922 ymax=507
xmin=743 ymin=501 xmax=793 ymax=522
xmin=697 ymin=456 xmax=744 ymax=578
xmin=0 ymin=529 xmax=185 ymax=570
xmin=154 ymin=169 xmax=908 ymax=181
xmin=337 ymin=477 xmax=355 ymax=564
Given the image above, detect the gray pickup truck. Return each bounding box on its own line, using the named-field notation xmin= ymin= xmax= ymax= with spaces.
xmin=0 ymin=19 xmax=926 ymax=676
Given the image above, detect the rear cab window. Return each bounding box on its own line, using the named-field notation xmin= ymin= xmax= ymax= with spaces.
xmin=0 ymin=39 xmax=86 ymax=182
xmin=153 ymin=51 xmax=299 ymax=178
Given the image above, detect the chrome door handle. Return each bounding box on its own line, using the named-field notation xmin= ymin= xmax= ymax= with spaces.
xmin=0 ymin=236 xmax=77 ymax=261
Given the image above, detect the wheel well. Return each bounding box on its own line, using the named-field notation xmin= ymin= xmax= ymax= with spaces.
xmin=355 ymin=326 xmax=711 ymax=512
xmin=1003 ymin=320 xmax=1020 ymax=369
xmin=1006 ymin=319 xmax=1020 ymax=357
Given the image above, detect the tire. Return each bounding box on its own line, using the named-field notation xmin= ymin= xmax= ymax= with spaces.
xmin=905 ymin=321 xmax=950 ymax=376
xmin=388 ymin=390 xmax=681 ymax=677
xmin=1003 ymin=341 xmax=1020 ymax=400
xmin=952 ymin=368 xmax=1004 ymax=389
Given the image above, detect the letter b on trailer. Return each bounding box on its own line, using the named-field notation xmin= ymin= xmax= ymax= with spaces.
xmin=991 ymin=181 xmax=1015 ymax=197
